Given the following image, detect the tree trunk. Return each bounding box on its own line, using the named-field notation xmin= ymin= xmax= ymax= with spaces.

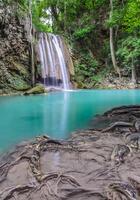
xmin=64 ymin=2 xmax=67 ymax=33
xmin=109 ymin=0 xmax=121 ymax=77
xmin=131 ymin=57 xmax=137 ymax=84
xmin=29 ymin=0 xmax=35 ymax=86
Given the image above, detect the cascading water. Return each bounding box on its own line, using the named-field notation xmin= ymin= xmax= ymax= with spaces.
xmin=38 ymin=33 xmax=71 ymax=90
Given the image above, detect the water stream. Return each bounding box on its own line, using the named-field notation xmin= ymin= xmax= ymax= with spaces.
xmin=38 ymin=33 xmax=70 ymax=90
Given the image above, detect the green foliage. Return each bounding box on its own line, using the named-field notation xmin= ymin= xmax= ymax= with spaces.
xmin=74 ymin=52 xmax=101 ymax=88
xmin=32 ymin=0 xmax=52 ymax=32
xmin=107 ymin=0 xmax=140 ymax=31
xmin=4 ymin=0 xmax=140 ymax=88
xmin=106 ymin=8 xmax=125 ymax=28
xmin=73 ymin=26 xmax=95 ymax=39
xmin=123 ymin=0 xmax=140 ymax=32
xmin=117 ymin=36 xmax=140 ymax=70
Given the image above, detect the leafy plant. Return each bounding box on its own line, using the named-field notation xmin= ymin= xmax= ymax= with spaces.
xmin=117 ymin=36 xmax=140 ymax=70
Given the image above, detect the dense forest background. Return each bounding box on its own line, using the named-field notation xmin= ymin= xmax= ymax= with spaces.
xmin=1 ymin=0 xmax=140 ymax=90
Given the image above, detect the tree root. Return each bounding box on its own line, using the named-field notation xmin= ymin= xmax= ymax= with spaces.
xmin=101 ymin=122 xmax=133 ymax=133
xmin=41 ymin=172 xmax=80 ymax=187
xmin=62 ymin=188 xmax=107 ymax=199
xmin=104 ymin=105 xmax=140 ymax=117
xmin=0 ymin=184 xmax=35 ymax=200
xmin=1 ymin=106 xmax=140 ymax=199
xmin=106 ymin=182 xmax=137 ymax=200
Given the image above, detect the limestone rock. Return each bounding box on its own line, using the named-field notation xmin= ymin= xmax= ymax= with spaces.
xmin=24 ymin=84 xmax=45 ymax=95
xmin=0 ymin=2 xmax=32 ymax=94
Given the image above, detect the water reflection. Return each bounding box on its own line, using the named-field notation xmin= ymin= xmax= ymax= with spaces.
xmin=59 ymin=92 xmax=70 ymax=138
xmin=44 ymin=92 xmax=71 ymax=139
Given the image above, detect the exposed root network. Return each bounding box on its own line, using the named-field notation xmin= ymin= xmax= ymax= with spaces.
xmin=1 ymin=105 xmax=140 ymax=199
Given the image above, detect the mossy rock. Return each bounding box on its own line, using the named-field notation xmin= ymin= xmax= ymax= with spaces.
xmin=9 ymin=74 xmax=31 ymax=91
xmin=24 ymin=84 xmax=45 ymax=95
xmin=10 ymin=61 xmax=29 ymax=76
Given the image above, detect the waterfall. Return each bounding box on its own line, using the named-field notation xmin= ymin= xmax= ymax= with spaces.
xmin=38 ymin=33 xmax=71 ymax=90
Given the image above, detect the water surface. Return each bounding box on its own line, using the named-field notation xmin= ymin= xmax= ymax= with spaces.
xmin=0 ymin=90 xmax=140 ymax=151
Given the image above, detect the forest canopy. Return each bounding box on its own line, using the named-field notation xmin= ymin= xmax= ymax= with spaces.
xmin=4 ymin=0 xmax=140 ymax=88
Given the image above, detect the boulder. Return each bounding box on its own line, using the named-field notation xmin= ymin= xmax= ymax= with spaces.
xmin=24 ymin=84 xmax=46 ymax=95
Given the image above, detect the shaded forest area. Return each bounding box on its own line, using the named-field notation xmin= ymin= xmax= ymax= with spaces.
xmin=2 ymin=0 xmax=140 ymax=89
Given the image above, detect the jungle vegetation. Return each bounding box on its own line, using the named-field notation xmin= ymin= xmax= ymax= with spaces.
xmin=4 ymin=0 xmax=140 ymax=88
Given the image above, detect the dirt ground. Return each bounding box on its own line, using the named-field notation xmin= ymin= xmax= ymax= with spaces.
xmin=0 ymin=105 xmax=140 ymax=200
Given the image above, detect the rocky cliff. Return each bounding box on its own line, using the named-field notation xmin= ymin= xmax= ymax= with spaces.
xmin=0 ymin=2 xmax=32 ymax=95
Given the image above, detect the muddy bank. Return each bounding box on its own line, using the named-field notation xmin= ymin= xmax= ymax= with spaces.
xmin=1 ymin=106 xmax=140 ymax=199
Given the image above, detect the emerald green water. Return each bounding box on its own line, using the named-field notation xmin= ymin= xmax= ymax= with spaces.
xmin=0 ymin=90 xmax=140 ymax=151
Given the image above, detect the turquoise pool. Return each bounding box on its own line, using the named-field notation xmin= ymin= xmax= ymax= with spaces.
xmin=0 ymin=90 xmax=140 ymax=151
